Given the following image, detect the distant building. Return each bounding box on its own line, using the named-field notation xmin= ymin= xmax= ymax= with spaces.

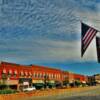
xmin=94 ymin=74 xmax=100 ymax=84
xmin=87 ymin=76 xmax=95 ymax=86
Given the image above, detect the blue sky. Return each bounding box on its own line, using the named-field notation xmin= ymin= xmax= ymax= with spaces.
xmin=0 ymin=0 xmax=100 ymax=75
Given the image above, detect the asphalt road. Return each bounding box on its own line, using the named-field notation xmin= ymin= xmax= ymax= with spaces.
xmin=24 ymin=86 xmax=100 ymax=100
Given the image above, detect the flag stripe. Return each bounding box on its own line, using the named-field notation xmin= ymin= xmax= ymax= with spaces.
xmin=83 ymin=28 xmax=94 ymax=44
xmin=83 ymin=30 xmax=97 ymax=50
xmin=83 ymin=29 xmax=96 ymax=45
xmin=83 ymin=28 xmax=92 ymax=40
xmin=83 ymin=30 xmax=96 ymax=50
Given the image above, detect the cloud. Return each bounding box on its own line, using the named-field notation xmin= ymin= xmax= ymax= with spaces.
xmin=0 ymin=37 xmax=97 ymax=64
xmin=0 ymin=0 xmax=79 ymax=41
xmin=0 ymin=0 xmax=100 ymax=64
xmin=1 ymin=0 xmax=99 ymax=41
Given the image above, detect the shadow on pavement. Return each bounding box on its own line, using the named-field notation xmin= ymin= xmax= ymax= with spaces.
xmin=60 ymin=95 xmax=100 ymax=100
xmin=23 ymin=95 xmax=100 ymax=100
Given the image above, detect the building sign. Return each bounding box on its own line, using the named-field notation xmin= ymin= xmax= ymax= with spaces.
xmin=19 ymin=78 xmax=32 ymax=84
xmin=49 ymin=80 xmax=55 ymax=83
xmin=32 ymin=80 xmax=44 ymax=83
xmin=23 ymin=82 xmax=29 ymax=85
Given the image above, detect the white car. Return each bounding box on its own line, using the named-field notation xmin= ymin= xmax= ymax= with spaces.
xmin=23 ymin=87 xmax=36 ymax=92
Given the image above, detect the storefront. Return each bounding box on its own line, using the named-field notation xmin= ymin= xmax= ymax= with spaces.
xmin=47 ymin=80 xmax=55 ymax=88
xmin=18 ymin=78 xmax=32 ymax=91
xmin=32 ymin=80 xmax=44 ymax=89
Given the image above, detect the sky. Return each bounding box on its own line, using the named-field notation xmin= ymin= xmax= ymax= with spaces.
xmin=0 ymin=0 xmax=100 ymax=75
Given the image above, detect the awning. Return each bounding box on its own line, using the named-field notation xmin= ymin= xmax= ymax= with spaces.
xmin=48 ymin=83 xmax=55 ymax=86
xmin=69 ymin=80 xmax=73 ymax=83
xmin=96 ymin=80 xmax=100 ymax=83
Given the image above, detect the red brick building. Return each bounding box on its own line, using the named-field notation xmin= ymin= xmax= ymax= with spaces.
xmin=0 ymin=61 xmax=87 ymax=90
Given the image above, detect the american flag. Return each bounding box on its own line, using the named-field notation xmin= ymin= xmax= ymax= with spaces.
xmin=81 ymin=22 xmax=98 ymax=57
xmin=96 ymin=37 xmax=100 ymax=63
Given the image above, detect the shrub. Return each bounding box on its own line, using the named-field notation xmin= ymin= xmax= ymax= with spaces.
xmin=0 ymin=89 xmax=17 ymax=94
xmin=75 ymin=80 xmax=81 ymax=87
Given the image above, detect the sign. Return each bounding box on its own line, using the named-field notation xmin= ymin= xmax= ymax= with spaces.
xmin=23 ymin=82 xmax=29 ymax=85
xmin=32 ymin=80 xmax=44 ymax=83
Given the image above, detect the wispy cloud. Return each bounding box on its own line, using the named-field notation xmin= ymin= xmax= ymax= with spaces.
xmin=0 ymin=0 xmax=100 ymax=66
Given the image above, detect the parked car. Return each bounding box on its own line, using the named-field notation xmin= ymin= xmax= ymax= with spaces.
xmin=23 ymin=87 xmax=36 ymax=92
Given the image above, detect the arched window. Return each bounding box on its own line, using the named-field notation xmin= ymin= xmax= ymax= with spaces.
xmin=8 ymin=70 xmax=12 ymax=77
xmin=14 ymin=70 xmax=17 ymax=75
xmin=3 ymin=69 xmax=6 ymax=74
xmin=49 ymin=74 xmax=51 ymax=78
xmin=34 ymin=72 xmax=37 ymax=78
xmin=2 ymin=69 xmax=7 ymax=79
xmin=25 ymin=71 xmax=28 ymax=76
xmin=38 ymin=73 xmax=40 ymax=78
xmin=14 ymin=70 xmax=17 ymax=77
xmin=20 ymin=71 xmax=24 ymax=77
xmin=29 ymin=72 xmax=32 ymax=77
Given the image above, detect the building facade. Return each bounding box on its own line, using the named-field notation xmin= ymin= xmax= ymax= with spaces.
xmin=0 ymin=61 xmax=87 ymax=90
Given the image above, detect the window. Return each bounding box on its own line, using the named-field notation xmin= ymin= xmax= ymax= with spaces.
xmin=3 ymin=69 xmax=6 ymax=74
xmin=33 ymin=72 xmax=35 ymax=78
xmin=25 ymin=71 xmax=28 ymax=76
xmin=40 ymin=73 xmax=42 ymax=78
xmin=57 ymin=74 xmax=58 ymax=79
xmin=20 ymin=71 xmax=24 ymax=77
xmin=8 ymin=70 xmax=12 ymax=77
xmin=29 ymin=72 xmax=32 ymax=77
xmin=38 ymin=73 xmax=40 ymax=78
xmin=49 ymin=74 xmax=51 ymax=78
xmin=2 ymin=69 xmax=7 ymax=79
xmin=51 ymin=74 xmax=53 ymax=78
xmin=55 ymin=74 xmax=57 ymax=79
xmin=43 ymin=73 xmax=46 ymax=77
xmin=14 ymin=70 xmax=17 ymax=78
xmin=34 ymin=73 xmax=37 ymax=78
xmin=58 ymin=74 xmax=60 ymax=79
xmin=14 ymin=70 xmax=17 ymax=75
xmin=2 ymin=73 xmax=7 ymax=79
xmin=53 ymin=74 xmax=55 ymax=79
xmin=46 ymin=74 xmax=49 ymax=78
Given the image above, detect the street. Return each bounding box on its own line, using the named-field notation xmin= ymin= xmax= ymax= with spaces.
xmin=23 ymin=86 xmax=100 ymax=100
